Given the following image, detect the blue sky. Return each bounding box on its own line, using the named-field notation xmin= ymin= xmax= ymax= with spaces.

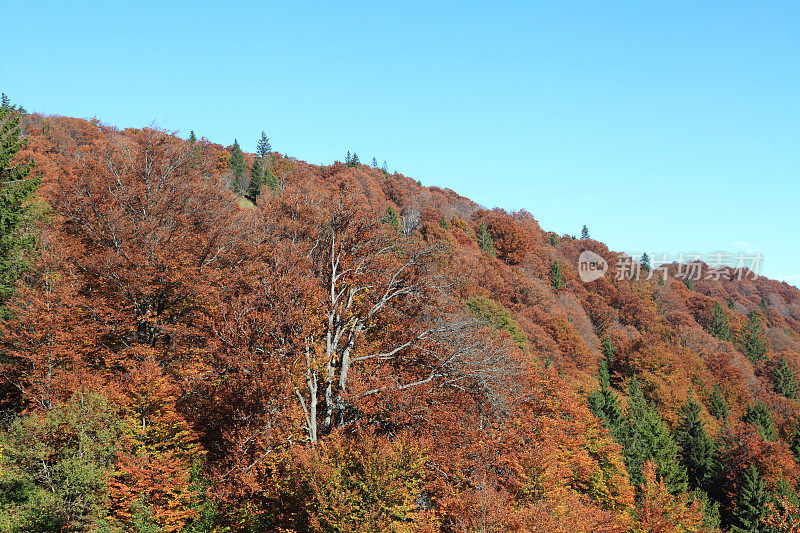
xmin=3 ymin=1 xmax=799 ymax=284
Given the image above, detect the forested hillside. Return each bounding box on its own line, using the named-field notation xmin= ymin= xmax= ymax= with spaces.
xmin=3 ymin=102 xmax=800 ymax=532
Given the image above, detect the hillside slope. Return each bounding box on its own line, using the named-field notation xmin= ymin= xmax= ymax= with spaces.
xmin=2 ymin=112 xmax=800 ymax=531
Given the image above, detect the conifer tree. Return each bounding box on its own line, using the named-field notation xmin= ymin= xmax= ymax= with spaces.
xmin=372 ymin=157 xmax=378 ymax=168
xmin=382 ymin=161 xmax=388 ymax=173
xmin=675 ymin=392 xmax=716 ymax=490
xmin=772 ymin=357 xmax=798 ymax=400
xmin=581 ymin=224 xmax=590 ymax=239
xmin=477 ymin=223 xmax=495 ymax=255
xmin=685 ymin=278 xmax=695 ymax=291
xmin=617 ymin=379 xmax=688 ymax=493
xmin=731 ymin=465 xmax=768 ymax=533
xmin=588 ymin=358 xmax=624 ymax=430
xmin=742 ymin=402 xmax=776 ymax=441
xmin=548 ymin=232 xmax=559 ymax=247
xmin=550 ymin=260 xmax=564 ymax=290
xmin=228 ymin=139 xmax=247 ymax=194
xmin=741 ymin=311 xmax=768 ymax=362
xmin=706 ymin=302 xmax=731 ymax=341
xmin=728 ymin=298 xmax=737 ymax=309
xmin=0 ymin=94 xmax=39 ymax=312
xmin=382 ymin=206 xmax=401 ymax=231
xmin=247 ymin=158 xmax=263 ymax=201
xmin=641 ymin=252 xmax=651 ymax=273
xmin=439 ymin=215 xmax=450 ymax=230
xmin=790 ymin=421 xmax=800 ymax=462
xmin=707 ymin=385 xmax=729 ymax=422
xmin=188 ymin=130 xmax=197 ymax=144
xmin=257 ymin=131 xmax=271 ymax=158
xmin=346 ymin=151 xmax=351 ymax=164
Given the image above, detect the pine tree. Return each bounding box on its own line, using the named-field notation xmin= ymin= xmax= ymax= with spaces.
xmin=675 ymin=392 xmax=716 ymax=490
xmin=741 ymin=311 xmax=768 ymax=362
xmin=228 ymin=139 xmax=247 ymax=194
xmin=707 ymin=385 xmax=729 ymax=422
xmin=382 ymin=161 xmax=388 ymax=173
xmin=588 ymin=358 xmax=624 ymax=430
xmin=742 ymin=402 xmax=776 ymax=441
xmin=617 ymin=378 xmax=688 ymax=493
xmin=247 ymin=158 xmax=263 ymax=201
xmin=0 ymin=94 xmax=39 ymax=312
xmin=550 ymin=260 xmax=564 ymax=290
xmin=257 ymin=131 xmax=271 ymax=159
xmin=790 ymin=420 xmax=800 ymax=462
xmin=372 ymin=157 xmax=378 ymax=168
xmin=706 ymin=302 xmax=731 ymax=341
xmin=581 ymin=225 xmax=590 ymax=239
xmin=728 ymin=298 xmax=737 ymax=309
xmin=731 ymin=465 xmax=768 ymax=533
xmin=346 ymin=151 xmax=351 ymax=164
xmin=477 ymin=223 xmax=495 ymax=255
xmin=382 ymin=206 xmax=401 ymax=231
xmin=760 ymin=297 xmax=768 ymax=310
xmin=601 ymin=336 xmax=616 ymax=361
xmin=684 ymin=278 xmax=695 ymax=291
xmin=439 ymin=215 xmax=450 ymax=230
xmin=188 ymin=130 xmax=197 ymax=144
xmin=641 ymin=252 xmax=651 ymax=273
xmin=548 ymin=232 xmax=559 ymax=247
xmin=772 ymin=357 xmax=798 ymax=399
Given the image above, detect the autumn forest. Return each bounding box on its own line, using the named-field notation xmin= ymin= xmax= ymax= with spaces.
xmin=3 ymin=96 xmax=800 ymax=533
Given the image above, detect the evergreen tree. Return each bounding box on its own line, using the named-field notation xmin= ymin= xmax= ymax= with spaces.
xmin=760 ymin=297 xmax=769 ymax=310
xmin=675 ymin=392 xmax=716 ymax=490
xmin=588 ymin=358 xmax=624 ymax=430
xmin=601 ymin=336 xmax=616 ymax=361
xmin=731 ymin=465 xmax=768 ymax=533
xmin=257 ymin=131 xmax=271 ymax=159
xmin=707 ymin=385 xmax=729 ymax=422
xmin=548 ymin=232 xmax=559 ymax=247
xmin=742 ymin=402 xmax=776 ymax=441
xmin=617 ymin=379 xmax=688 ymax=493
xmin=772 ymin=357 xmax=798 ymax=400
xmin=641 ymin=252 xmax=650 ymax=273
xmin=382 ymin=206 xmax=401 ymax=231
xmin=382 ymin=161 xmax=388 ymax=173
xmin=0 ymin=94 xmax=39 ymax=312
xmin=346 ymin=151 xmax=351 ymax=164
xmin=741 ymin=311 xmax=768 ymax=362
xmin=247 ymin=158 xmax=263 ymax=201
xmin=581 ymin=224 xmax=590 ymax=239
xmin=706 ymin=302 xmax=731 ymax=341
xmin=477 ymin=223 xmax=495 ymax=255
xmin=728 ymin=298 xmax=737 ymax=309
xmin=439 ymin=215 xmax=450 ymax=230
xmin=790 ymin=420 xmax=800 ymax=462
xmin=348 ymin=153 xmax=360 ymax=167
xmin=188 ymin=130 xmax=197 ymax=144
xmin=228 ymin=139 xmax=247 ymax=194
xmin=550 ymin=260 xmax=564 ymax=291
xmin=684 ymin=278 xmax=695 ymax=291
xmin=372 ymin=157 xmax=378 ymax=168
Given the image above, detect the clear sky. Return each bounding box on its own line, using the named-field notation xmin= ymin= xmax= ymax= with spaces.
xmin=3 ymin=1 xmax=799 ymax=284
